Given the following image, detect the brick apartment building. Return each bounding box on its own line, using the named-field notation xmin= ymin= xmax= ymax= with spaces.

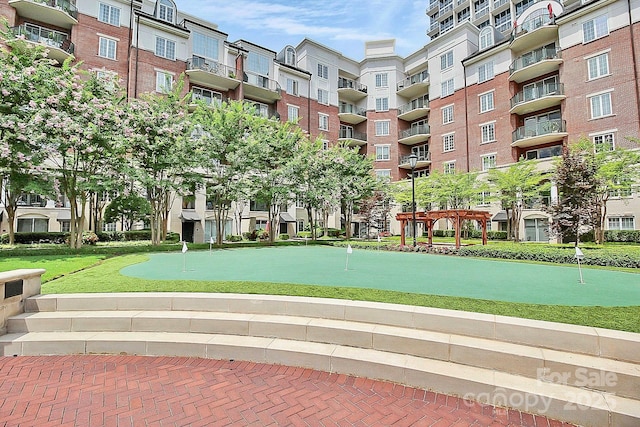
xmin=0 ymin=0 xmax=639 ymax=243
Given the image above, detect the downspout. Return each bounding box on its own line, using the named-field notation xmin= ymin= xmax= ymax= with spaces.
xmin=462 ymin=62 xmax=470 ymax=172
xmin=307 ymin=74 xmax=311 ymax=133
xmin=134 ymin=13 xmax=140 ymax=98
xmin=125 ymin=0 xmax=134 ymax=98
xmin=628 ymin=0 xmax=640 ymax=122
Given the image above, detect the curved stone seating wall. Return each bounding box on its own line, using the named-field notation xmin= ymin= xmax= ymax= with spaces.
xmin=1 ymin=293 xmax=639 ymax=427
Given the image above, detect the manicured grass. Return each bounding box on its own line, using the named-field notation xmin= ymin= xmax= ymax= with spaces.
xmin=0 ymin=255 xmax=106 ymax=282
xmin=40 ymin=253 xmax=640 ymax=333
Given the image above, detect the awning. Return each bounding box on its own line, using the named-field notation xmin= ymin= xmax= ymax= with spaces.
xmin=180 ymin=211 xmax=201 ymax=222
xmin=56 ymin=210 xmax=71 ymax=221
xmin=279 ymin=212 xmax=296 ymax=223
xmin=491 ymin=210 xmax=507 ymax=222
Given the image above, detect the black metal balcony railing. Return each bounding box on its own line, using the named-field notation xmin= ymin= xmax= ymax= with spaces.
xmin=243 ymin=70 xmax=281 ymax=92
xmin=510 ymin=47 xmax=561 ymax=74
xmin=339 ymin=103 xmax=367 ymax=116
xmin=11 ymin=24 xmax=74 ymax=54
xmin=510 ymin=83 xmax=564 ymax=108
xmin=339 ymin=128 xmax=367 ymax=141
xmin=512 ymin=119 xmax=566 ymax=142
xmin=398 ymin=97 xmax=429 ymax=116
xmin=399 ymin=124 xmax=430 ymax=139
xmin=187 ymin=56 xmax=239 ymax=79
xmin=30 ymin=0 xmax=78 ymax=19
xmin=338 ymin=77 xmax=367 ymax=93
xmin=513 ymin=13 xmax=553 ymax=38
xmin=396 ymin=71 xmax=429 ymax=92
xmin=400 ymin=152 xmax=431 ymax=165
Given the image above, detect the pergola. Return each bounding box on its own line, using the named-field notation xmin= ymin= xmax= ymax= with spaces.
xmin=395 ymin=209 xmax=492 ymax=249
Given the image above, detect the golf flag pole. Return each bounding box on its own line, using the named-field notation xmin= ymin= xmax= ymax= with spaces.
xmin=575 ymin=246 xmax=584 ymax=284
xmin=345 ymin=244 xmax=353 ymax=271
xmin=377 ymin=235 xmax=381 ymax=251
xmin=209 ymin=236 xmax=214 ymax=253
xmin=182 ymin=241 xmax=188 ymax=272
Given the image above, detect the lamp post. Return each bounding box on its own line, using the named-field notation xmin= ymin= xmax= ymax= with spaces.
xmin=408 ymin=153 xmax=418 ymax=247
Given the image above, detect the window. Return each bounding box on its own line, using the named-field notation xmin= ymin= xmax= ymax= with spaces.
xmin=608 ymin=217 xmax=635 ymax=230
xmin=608 ymin=187 xmax=633 ymax=198
xmin=98 ymin=37 xmax=116 ymax=60
xmin=479 ymin=27 xmax=493 ymax=50
xmin=494 ymin=10 xmax=511 ymax=33
xmin=193 ymin=32 xmax=219 ymax=60
xmin=247 ymin=51 xmax=269 ymax=75
xmin=593 ymin=132 xmax=614 ymax=151
xmin=375 ymin=73 xmax=388 ymax=88
xmin=157 ymin=0 xmax=175 ymax=24
xmin=155 ymin=37 xmax=175 ymax=60
xmin=286 ymin=78 xmax=298 ymax=96
xmin=440 ymin=50 xmax=453 ymax=70
xmin=478 ymin=61 xmax=494 ymax=83
xmin=285 ymin=46 xmax=296 ymax=66
xmin=481 ymin=122 xmax=495 ymax=143
xmin=17 ymin=217 xmax=48 ymax=232
xmin=479 ymin=91 xmax=494 ymax=113
xmin=443 ymin=133 xmax=455 ymax=152
xmin=287 ymin=105 xmax=299 ymax=123
xmin=441 ymin=78 xmax=454 ymax=97
xmin=103 ymin=222 xmax=116 ymax=232
xmin=319 ymin=113 xmax=329 ymax=131
xmin=192 ymin=87 xmax=222 ymax=106
xmin=99 ymin=3 xmax=120 ymax=26
xmin=250 ymin=200 xmax=269 ymax=211
xmin=442 ymin=105 xmax=454 ymax=124
xmin=375 ymin=120 xmax=390 ymax=136
xmin=476 ymin=191 xmax=491 ymax=206
xmin=525 ymin=145 xmax=562 ymax=160
xmin=481 ymin=153 xmax=497 ymax=171
xmin=322 ymin=140 xmax=329 ymax=150
xmin=515 ymin=0 xmax=535 ymax=17
xmin=375 ymin=145 xmax=390 ymax=161
xmin=583 ymin=15 xmax=608 ymax=43
xmin=317 ymin=63 xmax=328 ymax=79
xmin=156 ymin=71 xmax=172 ymax=93
xmin=444 ymin=161 xmax=456 ymax=174
xmin=60 ymin=220 xmax=70 ymax=232
xmin=317 ymin=89 xmax=329 ymax=105
xmin=587 ymin=53 xmax=609 ymax=80
xmin=376 ymin=170 xmax=391 ymax=181
xmin=375 ymin=97 xmax=389 ymax=112
xmin=589 ymin=91 xmax=612 ymax=119
xmin=297 ymin=220 xmax=305 ymax=233
xmin=253 ymin=102 xmax=269 ymax=118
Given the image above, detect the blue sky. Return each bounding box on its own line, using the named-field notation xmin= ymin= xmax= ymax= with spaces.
xmin=177 ymin=0 xmax=430 ymax=60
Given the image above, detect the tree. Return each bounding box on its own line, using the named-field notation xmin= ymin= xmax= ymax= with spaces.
xmin=547 ymin=148 xmax=601 ymax=245
xmin=104 ymin=193 xmax=151 ymax=231
xmin=487 ymin=159 xmax=549 ymax=242
xmin=122 ymin=78 xmax=194 ymax=245
xmin=0 ymin=28 xmax=57 ymax=244
xmin=356 ymin=189 xmax=392 ymax=239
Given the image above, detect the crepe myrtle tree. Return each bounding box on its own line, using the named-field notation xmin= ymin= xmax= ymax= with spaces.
xmin=0 ymin=26 xmax=59 ymax=244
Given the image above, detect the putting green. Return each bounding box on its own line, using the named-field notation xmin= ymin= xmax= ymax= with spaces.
xmin=119 ymin=246 xmax=640 ymax=306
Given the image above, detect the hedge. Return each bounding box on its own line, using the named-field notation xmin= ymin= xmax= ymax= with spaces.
xmin=605 ymin=230 xmax=640 ymax=243
xmin=431 ymin=229 xmax=507 ymax=240
xmin=0 ymin=232 xmax=67 ymax=245
xmin=1 ymin=230 xmax=181 ymax=245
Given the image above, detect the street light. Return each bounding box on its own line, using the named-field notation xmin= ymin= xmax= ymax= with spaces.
xmin=408 ymin=153 xmax=418 ymax=247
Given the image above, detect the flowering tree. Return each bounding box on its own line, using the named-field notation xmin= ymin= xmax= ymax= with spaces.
xmin=0 ymin=30 xmax=58 ymax=244
xmin=122 ymin=78 xmax=195 ymax=245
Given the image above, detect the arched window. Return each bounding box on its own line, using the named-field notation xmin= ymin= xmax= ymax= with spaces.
xmin=157 ymin=0 xmax=176 ymax=24
xmin=479 ymin=26 xmax=494 ymax=50
xmin=285 ymin=46 xmax=296 ymax=66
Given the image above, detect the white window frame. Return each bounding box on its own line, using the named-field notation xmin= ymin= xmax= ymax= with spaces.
xmin=442 ymin=104 xmax=454 ymax=124
xmin=608 ymin=216 xmax=635 ymax=230
xmin=157 ymin=0 xmax=175 ymax=24
xmin=444 ymin=161 xmax=456 ymax=174
xmin=588 ymin=90 xmax=613 ymax=119
xmin=155 ymin=70 xmax=173 ymax=93
xmin=443 ymin=133 xmax=455 ymax=152
xmin=317 ymin=89 xmax=329 ymax=105
xmin=375 ymin=169 xmax=391 ymax=182
xmin=98 ymin=2 xmax=120 ymax=26
xmin=479 ymin=91 xmax=494 ymax=113
xmin=287 ymin=104 xmax=299 ymax=123
xmin=317 ymin=63 xmax=329 ymax=79
xmin=478 ymin=61 xmax=494 ymax=83
xmin=375 ymin=145 xmax=391 ymax=161
xmin=375 ymin=73 xmax=388 ymax=88
xmin=318 ymin=113 xmax=329 ymax=131
xmin=481 ymin=153 xmax=497 ymax=171
xmin=480 ymin=121 xmax=496 ymax=143
xmin=440 ymin=50 xmax=453 ymax=70
xmin=441 ymin=78 xmax=454 ymax=97
xmin=479 ymin=27 xmax=493 ymax=50
xmin=375 ymin=97 xmax=389 ymax=112
xmin=591 ymin=131 xmax=615 ymax=151
xmin=375 ymin=120 xmax=390 ymax=136
xmin=155 ymin=36 xmax=176 ymax=60
xmin=583 ymin=15 xmax=608 ymax=43
xmin=98 ymin=36 xmax=117 ymax=60
xmin=286 ymin=78 xmax=299 ymax=96
xmin=586 ymin=51 xmax=609 ymax=80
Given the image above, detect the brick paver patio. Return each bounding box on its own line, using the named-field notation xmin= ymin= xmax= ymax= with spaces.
xmin=0 ymin=355 xmax=578 ymax=427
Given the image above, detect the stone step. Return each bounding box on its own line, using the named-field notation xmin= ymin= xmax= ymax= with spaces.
xmin=0 ymin=330 xmax=638 ymax=427
xmin=7 ymin=310 xmax=640 ymax=400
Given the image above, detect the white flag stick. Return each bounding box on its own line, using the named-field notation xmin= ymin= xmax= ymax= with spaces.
xmin=575 ymin=246 xmax=584 ymax=284
xmin=209 ymin=236 xmax=214 ymax=252
xmin=345 ymin=244 xmax=353 ymax=270
xmin=182 ymin=241 xmax=188 ymax=272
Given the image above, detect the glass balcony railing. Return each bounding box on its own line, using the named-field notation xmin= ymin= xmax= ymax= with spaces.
xmin=510 ymin=47 xmax=561 ymax=74
xmin=29 ymin=0 xmax=78 ymax=19
xmin=339 ymin=128 xmax=367 ymax=141
xmin=399 ymin=124 xmax=430 ymax=139
xmin=187 ymin=56 xmax=239 ymax=79
xmin=512 ymin=119 xmax=566 ymax=142
xmin=339 ymin=103 xmax=367 ymax=116
xmin=400 ymin=152 xmax=431 ymax=165
xmin=513 ymin=13 xmax=554 ymax=38
xmin=398 ymin=97 xmax=429 ymax=116
xmin=244 ymin=71 xmax=281 ymax=92
xmin=396 ymin=70 xmax=429 ymax=92
xmin=11 ymin=24 xmax=74 ymax=54
xmin=338 ymin=77 xmax=367 ymax=93
xmin=510 ymin=83 xmax=564 ymax=108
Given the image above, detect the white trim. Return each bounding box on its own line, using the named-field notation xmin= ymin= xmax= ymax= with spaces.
xmin=96 ymin=33 xmax=120 ymax=42
xmin=586 ymin=88 xmax=614 ymax=98
xmin=583 ymin=48 xmax=611 ymax=60
xmin=588 ymin=128 xmax=618 ymax=137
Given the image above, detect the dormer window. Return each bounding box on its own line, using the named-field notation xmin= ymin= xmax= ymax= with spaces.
xmin=479 ymin=26 xmax=494 ymax=50
xmin=285 ymin=46 xmax=296 ymax=66
xmin=157 ymin=0 xmax=176 ymax=24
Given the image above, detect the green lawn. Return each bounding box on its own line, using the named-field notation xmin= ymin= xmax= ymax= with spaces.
xmin=0 ymin=255 xmax=106 ymax=282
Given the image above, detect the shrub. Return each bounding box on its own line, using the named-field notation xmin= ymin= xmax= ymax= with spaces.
xmin=257 ymin=229 xmax=269 ymax=240
xmin=297 ymin=231 xmax=312 ymax=238
xmin=165 ymin=232 xmax=180 ymax=242
xmin=1 ymin=232 xmax=68 ymax=244
xmin=279 ymin=233 xmax=289 ymax=240
xmin=82 ymin=231 xmax=99 ymax=245
xmin=225 ymin=235 xmax=243 ymax=242
xmin=96 ymin=231 xmax=125 ymax=242
xmin=605 ymin=230 xmax=640 ymax=243
xmin=243 ymin=230 xmax=258 ymax=241
xmin=326 ymin=228 xmax=341 ymax=238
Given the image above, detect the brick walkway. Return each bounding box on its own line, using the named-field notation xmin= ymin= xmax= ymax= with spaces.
xmin=0 ymin=356 xmax=577 ymax=427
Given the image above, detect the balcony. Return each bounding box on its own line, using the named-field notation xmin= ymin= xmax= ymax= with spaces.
xmin=427 ymin=0 xmax=439 ymax=13
xmin=510 ymin=83 xmax=565 ymax=115
xmin=399 ymin=152 xmax=431 ymax=169
xmin=396 ymin=71 xmax=429 ymax=98
xmin=474 ymin=7 xmax=489 ymax=20
xmin=509 ymin=47 xmax=562 ymax=83
xmin=397 ymin=97 xmax=430 ymax=122
xmin=338 ymin=128 xmax=367 ymax=146
xmin=338 ymin=103 xmax=367 ymax=125
xmin=454 ymin=0 xmax=469 ymax=12
xmin=512 ymin=119 xmax=567 ymax=148
xmin=493 ymin=0 xmax=509 ymax=12
xmin=398 ymin=124 xmax=430 ymax=145
xmin=438 ymin=2 xmax=454 ymax=18
xmin=9 ymin=0 xmax=78 ymax=29
xmin=11 ymin=24 xmax=74 ymax=64
xmin=510 ymin=14 xmax=558 ymax=53
xmin=338 ymin=77 xmax=367 ymax=102
xmin=186 ymin=56 xmax=240 ymax=92
xmin=243 ymin=71 xmax=282 ymax=103
xmin=427 ymin=21 xmax=439 ymax=37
